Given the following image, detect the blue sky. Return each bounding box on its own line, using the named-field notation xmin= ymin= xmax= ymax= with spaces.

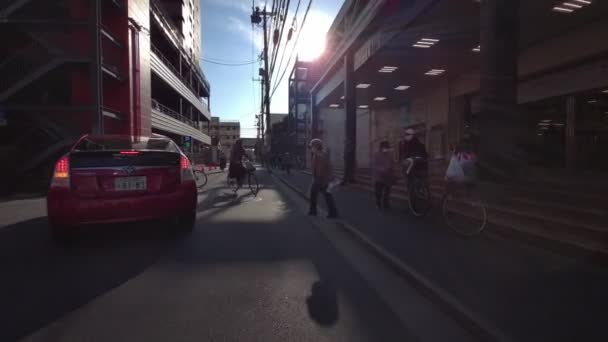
xmin=201 ymin=0 xmax=342 ymax=137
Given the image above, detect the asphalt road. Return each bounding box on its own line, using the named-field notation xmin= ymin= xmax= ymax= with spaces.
xmin=0 ymin=170 xmax=431 ymax=342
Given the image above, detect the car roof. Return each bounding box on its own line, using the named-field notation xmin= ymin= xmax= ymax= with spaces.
xmin=80 ymin=134 xmax=171 ymax=141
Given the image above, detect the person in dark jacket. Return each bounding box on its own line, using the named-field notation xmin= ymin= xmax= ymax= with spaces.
xmin=398 ymin=128 xmax=428 ymax=162
xmin=398 ymin=128 xmax=428 ymax=188
xmin=229 ymin=139 xmax=248 ymax=192
xmin=219 ymin=153 xmax=227 ymax=171
xmin=308 ymin=139 xmax=338 ymax=218
xmin=373 ymin=141 xmax=395 ymax=209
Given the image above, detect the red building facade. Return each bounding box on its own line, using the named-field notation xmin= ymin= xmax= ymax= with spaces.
xmin=0 ymin=0 xmax=211 ymax=194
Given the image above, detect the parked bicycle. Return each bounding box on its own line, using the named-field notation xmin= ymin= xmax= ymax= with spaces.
xmin=441 ymin=182 xmax=487 ymax=235
xmin=441 ymin=149 xmax=487 ymax=235
xmin=193 ymin=166 xmax=208 ymax=190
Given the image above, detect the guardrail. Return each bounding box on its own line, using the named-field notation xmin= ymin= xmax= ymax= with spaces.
xmin=150 ymin=0 xmax=183 ymax=45
xmin=151 ymin=44 xmax=204 ymax=99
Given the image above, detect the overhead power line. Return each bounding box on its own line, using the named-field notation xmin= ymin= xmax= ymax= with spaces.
xmin=202 ymin=59 xmax=257 ymax=66
xmin=269 ymin=0 xmax=291 ymax=79
xmin=202 ymin=56 xmax=257 ymax=64
xmin=270 ymin=0 xmax=312 ymax=99
xmin=271 ymin=0 xmax=301 ymax=89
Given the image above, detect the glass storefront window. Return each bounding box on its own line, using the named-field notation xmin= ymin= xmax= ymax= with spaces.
xmin=524 ymin=96 xmax=567 ymax=168
xmin=520 ymin=87 xmax=608 ymax=172
xmin=576 ymin=89 xmax=608 ymax=171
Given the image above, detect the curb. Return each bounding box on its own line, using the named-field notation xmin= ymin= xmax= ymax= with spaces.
xmin=270 ymin=172 xmax=512 ymax=342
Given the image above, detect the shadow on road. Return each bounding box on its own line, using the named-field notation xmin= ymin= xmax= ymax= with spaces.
xmin=0 ymin=217 xmax=184 ymax=341
xmin=0 ymin=170 xmax=410 ymax=342
xmin=307 ymin=280 xmax=339 ymax=326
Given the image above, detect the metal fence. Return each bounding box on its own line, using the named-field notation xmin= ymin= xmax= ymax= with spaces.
xmin=150 ymin=44 xmax=202 ymax=98
xmin=151 ymin=98 xmax=197 ymax=128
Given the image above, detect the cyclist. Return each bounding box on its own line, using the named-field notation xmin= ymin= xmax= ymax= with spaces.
xmin=228 ymin=139 xmax=249 ymax=193
xmin=219 ymin=152 xmax=227 ymax=171
xmin=398 ymin=127 xmax=428 ymax=189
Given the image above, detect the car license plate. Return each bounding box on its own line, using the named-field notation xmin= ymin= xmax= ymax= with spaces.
xmin=114 ymin=176 xmax=147 ymax=191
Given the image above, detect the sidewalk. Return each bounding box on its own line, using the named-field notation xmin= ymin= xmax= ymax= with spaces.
xmin=274 ymin=170 xmax=608 ymax=342
xmin=194 ymin=164 xmax=224 ymax=175
xmin=0 ymin=197 xmax=46 ymax=230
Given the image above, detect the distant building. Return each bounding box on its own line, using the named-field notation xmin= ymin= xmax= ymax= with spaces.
xmin=207 ymin=117 xmax=240 ymax=159
xmin=270 ymin=114 xmax=289 ymax=155
xmin=288 ymin=59 xmax=320 ymax=167
xmin=270 ymin=113 xmax=288 ymax=127
xmin=241 ymin=138 xmax=258 ymax=149
xmin=241 ymin=137 xmax=258 ymax=160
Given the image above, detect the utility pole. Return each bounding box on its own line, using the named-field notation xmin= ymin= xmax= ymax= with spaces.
xmin=260 ymin=78 xmax=265 ymax=140
xmin=251 ymin=6 xmax=273 ymax=149
xmin=262 ymin=9 xmax=271 ymax=144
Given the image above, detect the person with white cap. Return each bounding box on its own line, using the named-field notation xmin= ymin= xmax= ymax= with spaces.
xmin=398 ymin=127 xmax=428 ymax=188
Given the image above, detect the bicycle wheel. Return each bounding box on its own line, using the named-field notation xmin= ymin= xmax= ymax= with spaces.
xmin=408 ymin=178 xmax=431 ymax=217
xmin=442 ymin=187 xmax=487 ymax=236
xmin=248 ymin=173 xmax=259 ymax=195
xmin=195 ymin=171 xmax=207 ymax=188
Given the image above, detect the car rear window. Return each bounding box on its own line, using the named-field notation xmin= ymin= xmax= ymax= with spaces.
xmin=74 ymin=136 xmax=178 ymax=152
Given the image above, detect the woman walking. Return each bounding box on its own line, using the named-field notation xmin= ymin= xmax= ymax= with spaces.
xmin=229 ymin=139 xmax=247 ymax=193
xmin=373 ymin=140 xmax=395 ymax=209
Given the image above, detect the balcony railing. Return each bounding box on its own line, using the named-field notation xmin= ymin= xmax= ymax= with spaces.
xmin=151 ymin=44 xmax=205 ymax=98
xmin=152 ymin=98 xmax=198 ymax=129
xmin=150 ymin=0 xmax=209 ymax=94
xmin=150 ymin=0 xmax=183 ymax=46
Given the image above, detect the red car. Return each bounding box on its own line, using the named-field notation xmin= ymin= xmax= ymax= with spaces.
xmin=47 ymin=134 xmax=197 ymax=241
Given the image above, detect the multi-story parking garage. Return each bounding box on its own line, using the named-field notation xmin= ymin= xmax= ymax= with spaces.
xmin=0 ymin=0 xmax=212 ymax=194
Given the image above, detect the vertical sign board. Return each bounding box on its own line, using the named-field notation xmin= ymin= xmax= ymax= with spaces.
xmin=183 ymin=136 xmax=192 ymax=150
xmin=0 ymin=107 xmax=7 ymax=127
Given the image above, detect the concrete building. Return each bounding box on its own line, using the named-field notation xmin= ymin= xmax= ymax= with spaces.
xmin=270 ymin=113 xmax=288 ymax=127
xmin=0 ymin=0 xmax=212 ymax=193
xmin=208 ymin=117 xmax=240 ymax=158
xmin=270 ymin=115 xmax=288 ymax=155
xmin=288 ymin=59 xmax=320 ymax=167
xmin=269 ymin=113 xmax=288 ymax=154
xmin=308 ymin=0 xmax=608 ymax=252
xmin=311 ymin=0 xmax=608 ymax=178
xmin=241 ymin=137 xmax=257 ymax=159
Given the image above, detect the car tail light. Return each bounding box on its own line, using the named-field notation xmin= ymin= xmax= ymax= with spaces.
xmin=120 ymin=151 xmax=140 ymax=155
xmin=180 ymin=155 xmax=194 ymax=182
xmin=51 ymin=155 xmax=70 ymax=188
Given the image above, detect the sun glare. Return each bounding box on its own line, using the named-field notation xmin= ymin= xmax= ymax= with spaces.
xmin=296 ymin=11 xmax=333 ymax=61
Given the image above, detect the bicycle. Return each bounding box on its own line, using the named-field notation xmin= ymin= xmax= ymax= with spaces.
xmin=193 ymin=166 xmax=208 ymax=190
xmin=227 ymin=161 xmax=259 ymax=195
xmin=403 ymin=157 xmax=432 ymax=217
xmin=441 ymin=181 xmax=488 ymax=236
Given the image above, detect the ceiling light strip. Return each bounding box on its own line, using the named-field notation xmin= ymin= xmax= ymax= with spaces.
xmin=553 ymin=6 xmax=574 ymax=12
